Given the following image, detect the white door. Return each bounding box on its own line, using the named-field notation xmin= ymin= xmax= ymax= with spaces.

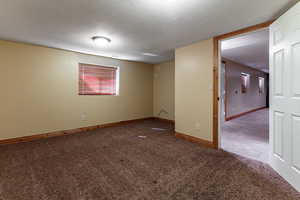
xmin=269 ymin=2 xmax=300 ymax=192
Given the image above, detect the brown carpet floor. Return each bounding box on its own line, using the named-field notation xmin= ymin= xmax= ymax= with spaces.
xmin=0 ymin=119 xmax=299 ymax=200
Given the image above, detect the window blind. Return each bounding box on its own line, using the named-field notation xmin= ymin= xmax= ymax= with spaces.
xmin=79 ymin=63 xmax=117 ymax=95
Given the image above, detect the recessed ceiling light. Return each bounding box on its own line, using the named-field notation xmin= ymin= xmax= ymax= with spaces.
xmin=143 ymin=53 xmax=159 ymax=57
xmin=92 ymin=36 xmax=111 ymax=46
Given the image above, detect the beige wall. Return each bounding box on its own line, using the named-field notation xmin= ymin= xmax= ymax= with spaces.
xmin=175 ymin=39 xmax=214 ymax=142
xmin=223 ymin=58 xmax=268 ymax=118
xmin=153 ymin=61 xmax=175 ymax=120
xmin=0 ymin=40 xmax=153 ymax=140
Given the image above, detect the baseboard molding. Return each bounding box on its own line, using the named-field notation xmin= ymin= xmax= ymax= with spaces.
xmin=226 ymin=106 xmax=267 ymax=121
xmin=175 ymin=132 xmax=216 ymax=149
xmin=153 ymin=117 xmax=175 ymax=124
xmin=0 ymin=117 xmax=157 ymax=146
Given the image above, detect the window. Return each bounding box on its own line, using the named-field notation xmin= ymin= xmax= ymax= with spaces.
xmin=258 ymin=77 xmax=265 ymax=94
xmin=79 ymin=63 xmax=118 ymax=95
xmin=241 ymin=73 xmax=250 ymax=93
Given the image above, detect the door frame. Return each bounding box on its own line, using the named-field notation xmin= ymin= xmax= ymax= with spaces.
xmin=212 ymin=21 xmax=274 ymax=148
xmin=220 ymin=60 xmax=227 ymax=123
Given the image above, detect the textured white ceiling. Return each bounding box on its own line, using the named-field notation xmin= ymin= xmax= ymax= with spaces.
xmin=221 ymin=29 xmax=269 ymax=73
xmin=0 ymin=0 xmax=297 ymax=64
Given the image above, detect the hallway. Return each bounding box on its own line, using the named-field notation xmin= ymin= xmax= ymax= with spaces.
xmin=221 ymin=109 xmax=269 ymax=163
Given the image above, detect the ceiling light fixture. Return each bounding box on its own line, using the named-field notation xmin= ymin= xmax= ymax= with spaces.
xmin=92 ymin=36 xmax=111 ymax=46
xmin=143 ymin=53 xmax=158 ymax=57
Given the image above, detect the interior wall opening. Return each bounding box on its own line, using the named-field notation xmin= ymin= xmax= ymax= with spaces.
xmin=219 ymin=28 xmax=270 ymax=163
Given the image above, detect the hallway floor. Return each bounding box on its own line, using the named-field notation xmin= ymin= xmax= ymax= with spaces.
xmin=221 ymin=109 xmax=269 ymax=163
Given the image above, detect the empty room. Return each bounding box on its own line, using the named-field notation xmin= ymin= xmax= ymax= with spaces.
xmin=0 ymin=1 xmax=300 ymax=200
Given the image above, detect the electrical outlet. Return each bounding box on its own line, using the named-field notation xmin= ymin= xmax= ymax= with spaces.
xmin=195 ymin=122 xmax=201 ymax=130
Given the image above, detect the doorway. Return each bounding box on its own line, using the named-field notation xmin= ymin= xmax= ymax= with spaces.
xmin=219 ymin=29 xmax=270 ymax=163
xmin=213 ymin=2 xmax=300 ymax=192
xmin=212 ymin=22 xmax=273 ymax=150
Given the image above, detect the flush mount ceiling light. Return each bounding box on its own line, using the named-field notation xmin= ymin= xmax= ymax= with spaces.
xmin=142 ymin=52 xmax=159 ymax=57
xmin=92 ymin=36 xmax=111 ymax=46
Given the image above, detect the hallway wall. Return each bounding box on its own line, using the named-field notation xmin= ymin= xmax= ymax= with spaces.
xmin=223 ymin=58 xmax=268 ymax=119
